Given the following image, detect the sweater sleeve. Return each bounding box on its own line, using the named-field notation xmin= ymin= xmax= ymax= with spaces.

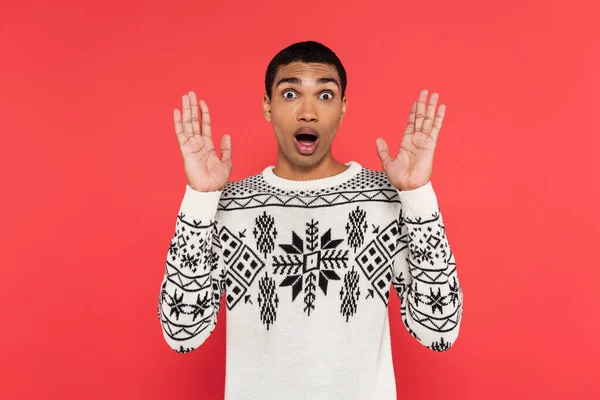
xmin=390 ymin=181 xmax=463 ymax=352
xmin=157 ymin=184 xmax=226 ymax=354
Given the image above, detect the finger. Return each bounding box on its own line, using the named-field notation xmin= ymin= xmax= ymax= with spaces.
xmin=220 ymin=133 xmax=233 ymax=167
xmin=188 ymin=91 xmax=201 ymax=135
xmin=375 ymin=138 xmax=393 ymax=167
xmin=429 ymin=104 xmax=445 ymax=142
xmin=403 ymin=101 xmax=416 ymax=137
xmin=182 ymin=94 xmax=193 ymax=138
xmin=199 ymin=100 xmax=212 ymax=138
xmin=173 ymin=108 xmax=187 ymax=146
xmin=414 ymin=89 xmax=428 ymax=132
xmin=422 ymin=92 xmax=438 ymax=135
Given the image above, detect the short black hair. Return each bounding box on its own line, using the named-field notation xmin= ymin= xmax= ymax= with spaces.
xmin=264 ymin=41 xmax=347 ymax=100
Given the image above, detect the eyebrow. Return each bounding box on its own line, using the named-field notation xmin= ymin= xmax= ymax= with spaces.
xmin=275 ymin=77 xmax=340 ymax=91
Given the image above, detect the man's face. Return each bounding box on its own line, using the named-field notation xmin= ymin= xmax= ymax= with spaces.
xmin=263 ymin=62 xmax=347 ymax=168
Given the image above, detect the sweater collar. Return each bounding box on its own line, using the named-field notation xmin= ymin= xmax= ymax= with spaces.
xmin=261 ymin=161 xmax=362 ymax=191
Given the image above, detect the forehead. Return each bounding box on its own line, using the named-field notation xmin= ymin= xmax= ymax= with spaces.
xmin=274 ymin=62 xmax=339 ymax=82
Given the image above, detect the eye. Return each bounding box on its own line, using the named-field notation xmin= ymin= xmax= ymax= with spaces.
xmin=282 ymin=90 xmax=297 ymax=99
xmin=319 ymin=92 xmax=334 ymax=100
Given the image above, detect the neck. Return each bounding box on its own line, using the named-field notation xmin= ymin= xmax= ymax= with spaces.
xmin=272 ymin=153 xmax=349 ymax=181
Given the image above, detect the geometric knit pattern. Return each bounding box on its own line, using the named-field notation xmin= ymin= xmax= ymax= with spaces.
xmin=157 ymin=162 xmax=464 ymax=399
xmin=346 ymin=206 xmax=368 ymax=252
xmin=253 ymin=211 xmax=278 ymax=258
xmin=218 ymin=167 xmax=401 ymax=210
xmin=275 ymin=218 xmax=348 ymax=316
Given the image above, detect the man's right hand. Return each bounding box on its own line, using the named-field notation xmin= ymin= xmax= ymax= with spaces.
xmin=173 ymin=91 xmax=232 ymax=192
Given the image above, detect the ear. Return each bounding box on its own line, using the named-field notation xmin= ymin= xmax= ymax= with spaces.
xmin=340 ymin=94 xmax=348 ymax=123
xmin=263 ymin=93 xmax=272 ymax=122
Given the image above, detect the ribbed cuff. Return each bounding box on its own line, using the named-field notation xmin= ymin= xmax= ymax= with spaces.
xmin=180 ymin=184 xmax=222 ymax=222
xmin=396 ymin=181 xmax=439 ymax=217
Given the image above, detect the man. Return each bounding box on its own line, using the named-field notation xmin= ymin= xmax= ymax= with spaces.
xmin=158 ymin=40 xmax=463 ymax=400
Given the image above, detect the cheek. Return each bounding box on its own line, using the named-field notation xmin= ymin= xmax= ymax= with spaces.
xmin=272 ymin=99 xmax=301 ymax=115
xmin=271 ymin=107 xmax=297 ymax=128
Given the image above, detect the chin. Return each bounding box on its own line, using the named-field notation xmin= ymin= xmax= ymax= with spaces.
xmin=286 ymin=151 xmax=323 ymax=168
xmin=295 ymin=159 xmax=320 ymax=168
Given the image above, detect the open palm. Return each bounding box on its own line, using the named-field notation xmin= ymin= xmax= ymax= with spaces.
xmin=173 ymin=91 xmax=232 ymax=192
xmin=376 ymin=89 xmax=445 ymax=191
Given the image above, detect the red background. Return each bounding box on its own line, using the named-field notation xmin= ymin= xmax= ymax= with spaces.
xmin=2 ymin=0 xmax=598 ymax=398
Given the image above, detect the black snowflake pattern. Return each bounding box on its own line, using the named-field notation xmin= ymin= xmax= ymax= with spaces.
xmin=167 ymin=220 xmax=217 ymax=274
xmin=274 ymin=219 xmax=348 ymax=316
xmin=406 ymin=213 xmax=448 ymax=267
xmin=162 ymin=286 xmax=212 ymax=322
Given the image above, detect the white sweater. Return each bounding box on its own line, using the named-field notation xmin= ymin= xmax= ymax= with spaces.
xmin=158 ymin=160 xmax=463 ymax=400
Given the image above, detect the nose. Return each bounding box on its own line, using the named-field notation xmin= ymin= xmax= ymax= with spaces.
xmin=297 ymin=99 xmax=318 ymax=122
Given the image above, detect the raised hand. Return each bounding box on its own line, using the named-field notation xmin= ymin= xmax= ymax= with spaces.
xmin=173 ymin=91 xmax=232 ymax=192
xmin=375 ymin=89 xmax=445 ymax=191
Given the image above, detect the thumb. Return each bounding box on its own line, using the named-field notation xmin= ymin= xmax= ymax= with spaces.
xmin=375 ymin=138 xmax=392 ymax=165
xmin=220 ymin=134 xmax=232 ymax=166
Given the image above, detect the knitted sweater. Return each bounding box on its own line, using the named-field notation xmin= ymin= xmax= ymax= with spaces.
xmin=157 ymin=160 xmax=463 ymax=400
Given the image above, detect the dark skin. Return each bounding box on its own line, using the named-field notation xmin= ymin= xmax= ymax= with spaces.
xmin=261 ymin=61 xmax=448 ymax=190
xmin=262 ymin=61 xmax=349 ymax=181
xmin=173 ymin=63 xmax=446 ymax=192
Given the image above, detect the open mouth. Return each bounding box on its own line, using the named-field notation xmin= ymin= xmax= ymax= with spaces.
xmin=293 ymin=127 xmax=320 ymax=155
xmin=293 ymin=130 xmax=320 ymax=155
xmin=294 ymin=133 xmax=318 ymax=144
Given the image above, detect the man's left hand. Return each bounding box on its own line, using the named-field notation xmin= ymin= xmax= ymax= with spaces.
xmin=376 ymin=89 xmax=446 ymax=191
